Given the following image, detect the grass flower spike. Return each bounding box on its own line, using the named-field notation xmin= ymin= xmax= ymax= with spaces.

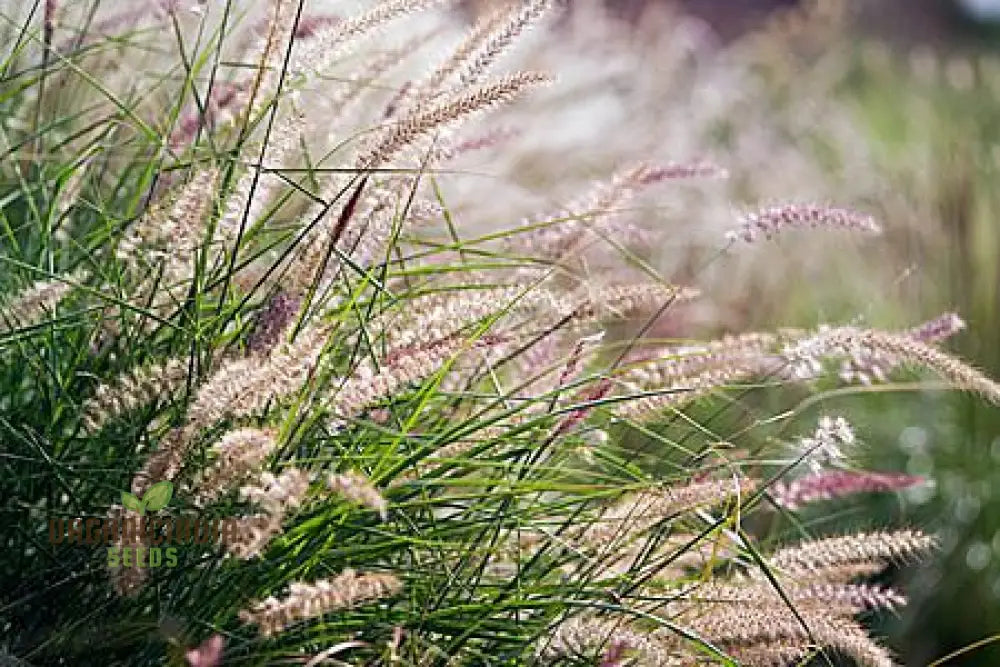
xmin=327 ymin=471 xmax=389 ymax=519
xmin=728 ymin=203 xmax=881 ymax=243
xmin=239 ymin=569 xmax=402 ymax=637
xmin=1 ymin=270 xmax=84 ymax=334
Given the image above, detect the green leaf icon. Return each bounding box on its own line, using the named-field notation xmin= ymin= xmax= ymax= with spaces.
xmin=121 ymin=491 xmax=144 ymax=515
xmin=142 ymin=480 xmax=173 ymax=512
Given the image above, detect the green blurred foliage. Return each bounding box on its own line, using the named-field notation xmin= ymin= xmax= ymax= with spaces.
xmin=818 ymin=39 xmax=1000 ymax=665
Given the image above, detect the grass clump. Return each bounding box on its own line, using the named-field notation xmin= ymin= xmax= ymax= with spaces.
xmin=0 ymin=1 xmax=995 ymax=665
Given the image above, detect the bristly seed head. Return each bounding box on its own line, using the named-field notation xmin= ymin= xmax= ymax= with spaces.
xmin=727 ymin=202 xmax=881 ymax=243
xmin=239 ymin=569 xmax=402 ymax=636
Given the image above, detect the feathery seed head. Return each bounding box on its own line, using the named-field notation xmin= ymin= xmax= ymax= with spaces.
xmin=375 ymin=285 xmax=527 ymax=353
xmin=839 ymin=313 xmax=968 ymax=385
xmin=194 ymin=428 xmax=280 ymax=505
xmin=328 ymin=333 xmax=509 ymax=426
xmin=684 ymin=606 xmax=898 ymax=667
xmin=640 ymin=159 xmax=729 ymax=183
xmin=772 ymin=470 xmax=926 ymax=510
xmin=239 ymin=569 xmax=402 ymax=636
xmin=556 ymin=331 xmax=605 ymax=390
xmin=118 ymin=167 xmax=220 ymax=275
xmin=540 ymin=616 xmax=683 ymax=666
xmin=240 ymin=467 xmax=311 ymax=515
xmin=81 ymin=358 xmax=189 ymax=434
xmin=796 ymin=415 xmax=856 ymax=472
xmin=224 ymin=468 xmax=311 ymax=559
xmin=614 ymin=365 xmax=755 ymax=421
xmin=767 ymin=529 xmax=937 ymax=576
xmin=356 ymin=70 xmax=553 ymax=169
xmin=455 ymin=0 xmax=552 ymax=89
xmin=794 ymin=326 xmax=1000 ymax=404
xmin=1 ymin=270 xmax=85 ymax=334
xmin=189 ymin=322 xmax=333 ymax=428
xmin=512 ymin=160 xmax=724 ymax=262
xmin=106 ymin=504 xmax=151 ymax=597
xmin=327 ymin=471 xmax=388 ymax=519
xmin=910 ymin=311 xmax=967 ymax=342
xmin=290 ymin=0 xmax=452 ymax=78
xmin=727 ymin=203 xmax=881 ymax=243
xmin=217 ymin=113 xmax=305 ymax=243
xmin=570 ymin=283 xmax=700 ymax=323
xmin=247 ymin=291 xmax=302 ymax=355
xmin=574 ymin=477 xmax=755 ymax=548
xmin=673 ymin=579 xmax=906 ymax=614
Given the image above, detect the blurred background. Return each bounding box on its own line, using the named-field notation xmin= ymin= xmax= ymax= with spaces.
xmin=456 ymin=0 xmax=1000 ymax=664
xmin=664 ymin=1 xmax=1000 ymax=664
